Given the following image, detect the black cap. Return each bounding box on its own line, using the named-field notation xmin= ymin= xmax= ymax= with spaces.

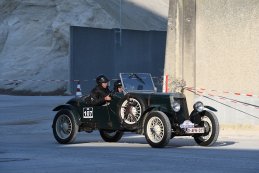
xmin=114 ymin=80 xmax=122 ymax=88
xmin=96 ymin=75 xmax=109 ymax=85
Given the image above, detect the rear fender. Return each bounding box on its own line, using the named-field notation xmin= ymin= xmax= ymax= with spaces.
xmin=52 ymin=104 xmax=81 ymax=125
xmin=53 ymin=104 xmax=75 ymax=111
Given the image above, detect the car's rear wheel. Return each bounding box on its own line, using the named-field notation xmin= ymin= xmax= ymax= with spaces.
xmin=99 ymin=130 xmax=124 ymax=142
xmin=52 ymin=110 xmax=78 ymax=144
xmin=144 ymin=111 xmax=171 ymax=148
xmin=194 ymin=111 xmax=219 ymax=146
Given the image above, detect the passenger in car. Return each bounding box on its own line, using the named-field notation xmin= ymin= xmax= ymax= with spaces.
xmin=113 ymin=80 xmax=123 ymax=93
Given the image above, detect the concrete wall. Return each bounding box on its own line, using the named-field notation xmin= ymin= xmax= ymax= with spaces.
xmin=164 ymin=0 xmax=196 ymax=110
xmin=196 ymin=0 xmax=259 ymax=95
xmin=70 ymin=26 xmax=166 ymax=94
xmin=165 ymin=0 xmax=259 ymax=126
xmin=196 ymin=0 xmax=259 ymax=126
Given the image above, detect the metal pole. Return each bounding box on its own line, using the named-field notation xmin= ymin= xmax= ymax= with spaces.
xmin=119 ymin=0 xmax=122 ymax=46
xmin=120 ymin=0 xmax=122 ymax=31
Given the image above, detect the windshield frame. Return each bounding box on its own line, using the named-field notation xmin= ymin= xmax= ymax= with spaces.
xmin=119 ymin=73 xmax=156 ymax=93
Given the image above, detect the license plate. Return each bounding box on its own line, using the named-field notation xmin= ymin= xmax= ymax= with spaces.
xmin=185 ymin=127 xmax=204 ymax=134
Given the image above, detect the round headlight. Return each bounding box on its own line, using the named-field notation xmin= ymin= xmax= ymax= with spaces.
xmin=172 ymin=102 xmax=181 ymax=112
xmin=193 ymin=101 xmax=204 ymax=112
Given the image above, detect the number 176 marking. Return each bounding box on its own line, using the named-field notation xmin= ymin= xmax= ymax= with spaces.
xmin=83 ymin=107 xmax=93 ymax=118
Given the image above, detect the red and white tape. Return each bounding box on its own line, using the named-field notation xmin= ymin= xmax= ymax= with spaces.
xmin=186 ymin=87 xmax=259 ymax=98
xmin=1 ymin=76 xmax=259 ymax=99
xmin=0 ymin=79 xmax=73 ymax=82
xmin=186 ymin=88 xmax=259 ymax=110
xmin=162 ymin=75 xmax=259 ymax=98
xmin=0 ymin=76 xmax=162 ymax=83
xmin=0 ymin=79 xmax=111 ymax=82
xmin=187 ymin=87 xmax=259 ymax=97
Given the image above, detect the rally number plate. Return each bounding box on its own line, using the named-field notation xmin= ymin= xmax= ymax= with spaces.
xmin=185 ymin=127 xmax=204 ymax=134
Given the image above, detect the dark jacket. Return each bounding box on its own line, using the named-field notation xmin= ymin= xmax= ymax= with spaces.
xmin=90 ymin=85 xmax=111 ymax=106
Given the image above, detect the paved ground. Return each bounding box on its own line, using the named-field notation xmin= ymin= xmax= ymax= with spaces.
xmin=0 ymin=95 xmax=259 ymax=173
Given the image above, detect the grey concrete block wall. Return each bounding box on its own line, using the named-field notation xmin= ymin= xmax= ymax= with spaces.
xmin=70 ymin=26 xmax=166 ymax=94
xmin=164 ymin=0 xmax=196 ymax=111
xmin=196 ymin=0 xmax=259 ymax=95
xmin=165 ymin=0 xmax=259 ymax=126
xmin=195 ymin=0 xmax=259 ymax=126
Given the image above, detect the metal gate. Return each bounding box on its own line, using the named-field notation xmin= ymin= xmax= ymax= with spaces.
xmin=70 ymin=26 xmax=166 ymax=94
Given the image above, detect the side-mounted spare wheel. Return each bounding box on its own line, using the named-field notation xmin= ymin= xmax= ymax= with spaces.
xmin=119 ymin=95 xmax=147 ymax=129
xmin=52 ymin=109 xmax=79 ymax=144
xmin=193 ymin=111 xmax=219 ymax=146
xmin=99 ymin=130 xmax=124 ymax=142
xmin=144 ymin=111 xmax=171 ymax=148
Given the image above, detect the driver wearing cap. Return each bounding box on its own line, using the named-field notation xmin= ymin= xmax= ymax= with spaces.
xmin=90 ymin=75 xmax=111 ymax=106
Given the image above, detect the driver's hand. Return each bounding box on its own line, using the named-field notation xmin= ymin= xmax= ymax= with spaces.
xmin=104 ymin=95 xmax=112 ymax=101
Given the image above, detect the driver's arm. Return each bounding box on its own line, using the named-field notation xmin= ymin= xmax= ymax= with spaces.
xmin=90 ymin=88 xmax=111 ymax=106
xmin=104 ymin=95 xmax=111 ymax=101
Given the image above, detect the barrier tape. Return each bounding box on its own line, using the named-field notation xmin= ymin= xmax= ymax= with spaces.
xmin=0 ymin=79 xmax=117 ymax=83
xmin=186 ymin=88 xmax=259 ymax=120
xmin=187 ymin=88 xmax=259 ymax=110
xmin=186 ymin=87 xmax=259 ymax=98
xmin=0 ymin=79 xmax=73 ymax=82
xmin=0 ymin=77 xmax=161 ymax=83
xmin=162 ymin=76 xmax=258 ymax=98
xmin=1 ymin=76 xmax=258 ymax=99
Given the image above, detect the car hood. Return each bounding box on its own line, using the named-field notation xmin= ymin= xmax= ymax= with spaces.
xmin=128 ymin=92 xmax=185 ymax=99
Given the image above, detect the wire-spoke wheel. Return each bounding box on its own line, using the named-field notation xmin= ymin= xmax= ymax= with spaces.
xmin=194 ymin=111 xmax=219 ymax=146
xmin=120 ymin=97 xmax=143 ymax=125
xmin=52 ymin=110 xmax=78 ymax=144
xmin=147 ymin=117 xmax=164 ymax=143
xmin=56 ymin=114 xmax=72 ymax=139
xmin=144 ymin=111 xmax=171 ymax=148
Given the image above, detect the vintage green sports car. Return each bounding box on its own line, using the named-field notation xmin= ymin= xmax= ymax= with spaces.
xmin=52 ymin=73 xmax=219 ymax=148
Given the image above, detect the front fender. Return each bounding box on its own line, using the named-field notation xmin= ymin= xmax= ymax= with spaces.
xmin=143 ymin=106 xmax=157 ymax=115
xmin=144 ymin=105 xmax=169 ymax=114
xmin=53 ymin=104 xmax=76 ymax=111
xmin=190 ymin=109 xmax=218 ymax=125
xmin=204 ymin=105 xmax=217 ymax=112
xmin=138 ymin=106 xmax=170 ymax=135
xmin=52 ymin=104 xmax=81 ymax=125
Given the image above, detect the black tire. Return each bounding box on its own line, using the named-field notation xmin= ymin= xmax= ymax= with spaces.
xmin=118 ymin=95 xmax=147 ymax=130
xmin=99 ymin=130 xmax=124 ymax=142
xmin=52 ymin=109 xmax=79 ymax=144
xmin=144 ymin=111 xmax=171 ymax=148
xmin=194 ymin=111 xmax=219 ymax=146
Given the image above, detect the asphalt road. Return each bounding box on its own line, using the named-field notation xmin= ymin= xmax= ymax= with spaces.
xmin=0 ymin=95 xmax=259 ymax=173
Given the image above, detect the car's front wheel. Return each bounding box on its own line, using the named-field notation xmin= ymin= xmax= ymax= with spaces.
xmin=52 ymin=110 xmax=78 ymax=144
xmin=144 ymin=111 xmax=171 ymax=148
xmin=194 ymin=111 xmax=219 ymax=146
xmin=99 ymin=130 xmax=124 ymax=142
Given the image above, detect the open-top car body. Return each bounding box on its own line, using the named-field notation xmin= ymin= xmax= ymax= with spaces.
xmin=52 ymin=73 xmax=219 ymax=148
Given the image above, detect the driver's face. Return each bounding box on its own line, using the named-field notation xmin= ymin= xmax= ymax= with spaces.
xmin=101 ymin=82 xmax=108 ymax=88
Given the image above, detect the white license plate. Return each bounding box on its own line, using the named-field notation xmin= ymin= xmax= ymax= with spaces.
xmin=185 ymin=127 xmax=204 ymax=134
